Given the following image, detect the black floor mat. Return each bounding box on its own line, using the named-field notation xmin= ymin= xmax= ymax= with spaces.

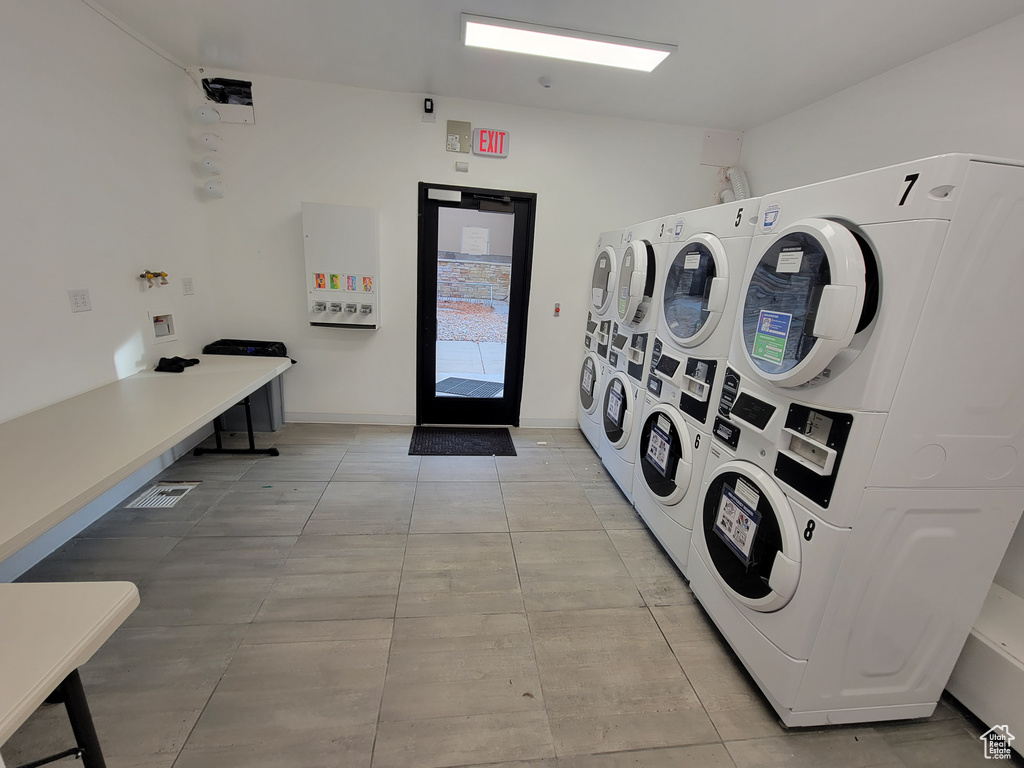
xmin=409 ymin=427 xmax=517 ymax=456
xmin=435 ymin=377 xmax=505 ymax=398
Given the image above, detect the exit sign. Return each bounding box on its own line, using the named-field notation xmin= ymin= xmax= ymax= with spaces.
xmin=472 ymin=128 xmax=509 ymax=158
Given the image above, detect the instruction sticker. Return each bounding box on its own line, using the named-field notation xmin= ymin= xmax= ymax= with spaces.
xmin=593 ymin=288 xmax=605 ymax=307
xmin=761 ymin=203 xmax=782 ymax=233
xmin=599 ymin=256 xmax=607 ymax=268
xmin=346 ymin=275 xmax=357 ymax=292
xmin=606 ymin=384 xmax=625 ymax=427
xmin=751 ymin=310 xmax=792 ymax=366
xmin=714 ymin=484 xmax=762 ymax=565
xmin=330 ymin=274 xmax=341 ymax=290
xmin=684 ymin=251 xmax=701 ymax=270
xmin=776 ymin=247 xmax=803 ymax=274
xmin=362 ymin=276 xmax=374 ymax=293
xmin=582 ymin=363 xmax=595 ymax=397
xmin=314 ymin=273 xmax=326 ymax=289
xmin=646 ymin=421 xmax=672 ymax=477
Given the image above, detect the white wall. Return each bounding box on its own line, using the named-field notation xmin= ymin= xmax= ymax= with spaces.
xmin=0 ymin=1 xmax=215 ymax=423
xmin=199 ymin=73 xmax=721 ymax=426
xmin=739 ymin=13 xmax=1024 ymax=195
xmin=738 ymin=13 xmax=1024 ymax=602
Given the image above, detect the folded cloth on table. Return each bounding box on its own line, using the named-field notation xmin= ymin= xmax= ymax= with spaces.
xmin=154 ymin=357 xmax=200 ymax=373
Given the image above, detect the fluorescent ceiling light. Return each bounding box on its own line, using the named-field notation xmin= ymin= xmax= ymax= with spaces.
xmin=462 ymin=14 xmax=675 ymax=72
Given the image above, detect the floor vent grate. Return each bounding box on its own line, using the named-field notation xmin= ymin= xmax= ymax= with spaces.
xmin=126 ymin=482 xmax=200 ymax=508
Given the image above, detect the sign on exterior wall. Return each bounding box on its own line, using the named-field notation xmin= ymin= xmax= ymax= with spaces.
xmin=472 ymin=128 xmax=509 ymax=158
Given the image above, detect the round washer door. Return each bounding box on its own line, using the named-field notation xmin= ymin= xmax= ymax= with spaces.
xmin=699 ymin=460 xmax=802 ymax=612
xmin=638 ymin=403 xmax=694 ymax=506
xmin=578 ymin=352 xmax=603 ymax=415
xmin=617 ymin=239 xmax=656 ymax=326
xmin=591 ymin=245 xmax=617 ymax=314
xmin=663 ymin=234 xmax=729 ymax=348
xmin=740 ymin=218 xmax=865 ymax=387
xmin=602 ymin=372 xmax=634 ymax=449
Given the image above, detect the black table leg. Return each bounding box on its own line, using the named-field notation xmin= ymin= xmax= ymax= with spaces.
xmin=58 ymin=669 xmax=105 ymax=768
xmin=192 ymin=396 xmax=279 ymax=457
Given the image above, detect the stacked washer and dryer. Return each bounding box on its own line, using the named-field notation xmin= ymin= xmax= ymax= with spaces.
xmin=599 ymin=216 xmax=670 ymax=502
xmin=687 ymin=154 xmax=1024 ymax=726
xmin=578 ymin=229 xmax=623 ymax=451
xmin=631 ymin=199 xmax=759 ymax=577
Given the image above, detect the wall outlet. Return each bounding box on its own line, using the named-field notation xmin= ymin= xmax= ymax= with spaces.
xmin=68 ymin=288 xmax=92 ymax=313
xmin=182 ymin=277 xmax=194 ymax=296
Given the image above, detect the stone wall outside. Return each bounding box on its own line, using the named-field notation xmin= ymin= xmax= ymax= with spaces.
xmin=437 ymin=259 xmax=511 ymax=301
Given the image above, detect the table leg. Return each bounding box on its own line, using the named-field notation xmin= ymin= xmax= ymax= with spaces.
xmin=58 ymin=670 xmax=106 ymax=768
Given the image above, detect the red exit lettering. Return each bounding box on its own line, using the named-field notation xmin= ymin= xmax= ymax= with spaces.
xmin=472 ymin=128 xmax=509 ymax=157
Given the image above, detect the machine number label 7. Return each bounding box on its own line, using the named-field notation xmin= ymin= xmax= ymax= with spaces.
xmin=897 ymin=173 xmax=919 ymax=206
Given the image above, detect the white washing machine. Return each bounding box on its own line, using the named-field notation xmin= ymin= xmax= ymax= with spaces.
xmin=578 ymin=229 xmax=622 ymax=451
xmin=600 ymin=216 xmax=668 ymax=501
xmin=687 ymin=154 xmax=1024 ymax=726
xmin=632 ymin=201 xmax=759 ymax=576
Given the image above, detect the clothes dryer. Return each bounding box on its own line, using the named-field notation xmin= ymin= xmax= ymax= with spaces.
xmin=687 ymin=154 xmax=1024 ymax=727
xmin=632 ymin=201 xmax=759 ymax=575
xmin=600 ymin=216 xmax=668 ymax=501
xmin=578 ymin=229 xmax=622 ymax=450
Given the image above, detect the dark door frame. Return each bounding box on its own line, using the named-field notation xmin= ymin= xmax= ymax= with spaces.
xmin=416 ymin=182 xmax=537 ymax=426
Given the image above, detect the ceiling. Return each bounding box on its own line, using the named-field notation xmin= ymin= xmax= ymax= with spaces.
xmin=86 ymin=0 xmax=1024 ymax=131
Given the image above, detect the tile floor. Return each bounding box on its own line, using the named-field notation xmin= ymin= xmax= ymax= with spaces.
xmin=2 ymin=424 xmax=1014 ymax=768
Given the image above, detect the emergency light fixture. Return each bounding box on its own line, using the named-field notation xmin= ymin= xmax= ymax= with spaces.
xmin=462 ymin=14 xmax=675 ymax=72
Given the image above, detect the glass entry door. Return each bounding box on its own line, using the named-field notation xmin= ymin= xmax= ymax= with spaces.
xmin=416 ymin=183 xmax=536 ymax=426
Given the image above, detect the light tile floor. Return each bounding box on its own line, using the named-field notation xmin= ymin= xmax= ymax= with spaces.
xmin=2 ymin=425 xmax=1015 ymax=768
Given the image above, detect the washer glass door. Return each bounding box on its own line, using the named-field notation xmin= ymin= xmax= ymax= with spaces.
xmin=639 ymin=404 xmax=693 ymax=506
xmin=617 ymin=240 xmax=656 ymax=326
xmin=700 ymin=461 xmax=801 ymax=612
xmin=602 ymin=373 xmax=633 ymax=448
xmin=579 ymin=353 xmax=602 ymax=414
xmin=741 ymin=219 xmax=866 ymax=387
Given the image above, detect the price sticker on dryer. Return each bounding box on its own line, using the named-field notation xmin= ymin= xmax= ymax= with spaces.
xmin=714 ymin=484 xmax=762 ymax=565
xmin=751 ymin=310 xmax=792 ymax=366
xmin=646 ymin=419 xmax=672 ymax=477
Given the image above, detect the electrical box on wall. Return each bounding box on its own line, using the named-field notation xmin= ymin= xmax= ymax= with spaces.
xmin=301 ymin=203 xmax=380 ymax=329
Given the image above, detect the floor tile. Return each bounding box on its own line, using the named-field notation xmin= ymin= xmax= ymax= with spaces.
xmin=304 ymin=482 xmax=415 ymax=534
xmin=187 ymin=482 xmax=325 ymax=537
xmin=513 ymin=531 xmax=643 ymax=611
xmin=724 ymin=728 xmax=904 ymax=768
xmin=372 ymin=711 xmax=556 ymax=768
xmin=607 ymin=528 xmax=694 ymax=606
xmin=240 ymin=445 xmax=347 ymax=482
xmin=256 ymin=570 xmax=401 ymax=622
xmin=155 ymin=453 xmax=260 ymax=482
xmin=410 ymin=481 xmax=508 ymax=533
xmin=397 ymin=533 xmax=523 ymax=616
xmin=584 ymin=486 xmax=645 ymax=530
xmin=381 ymin=613 xmax=544 ymax=721
xmin=417 ymin=455 xmax=499 ymax=482
xmin=496 ymin=449 xmax=577 ymax=482
xmin=332 ymin=453 xmax=421 ymax=482
xmin=561 ymin=448 xmax=615 ymax=484
xmin=146 ymin=535 xmax=296 ymax=580
xmin=16 ymin=536 xmax=180 ymax=583
xmin=529 ymin=608 xmax=716 ymax=756
xmin=80 ymin=481 xmax=232 ymax=538
xmin=127 ymin=576 xmax=276 ymax=627
xmin=557 ymin=744 xmax=735 ymax=767
xmin=282 ymin=533 xmax=407 ymax=574
xmin=502 ymin=482 xmax=604 ymax=532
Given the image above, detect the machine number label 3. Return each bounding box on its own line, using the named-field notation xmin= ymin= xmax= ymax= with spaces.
xmin=751 ymin=310 xmax=792 ymax=365
xmin=582 ymin=364 xmax=595 ymax=397
xmin=646 ymin=422 xmax=672 ymax=477
xmin=714 ymin=484 xmax=762 ymax=566
xmin=776 ymin=247 xmax=803 ymax=274
xmin=606 ymin=384 xmax=625 ymax=426
xmin=684 ymin=251 xmax=701 ymax=270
